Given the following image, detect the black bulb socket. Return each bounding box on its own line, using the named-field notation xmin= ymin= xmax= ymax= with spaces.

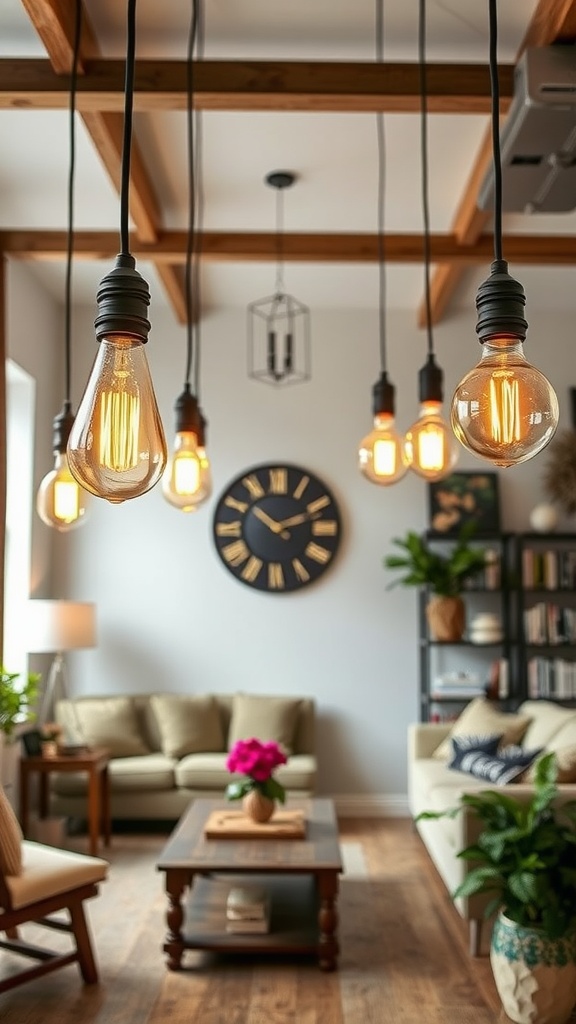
xmin=94 ymin=254 xmax=151 ymax=343
xmin=52 ymin=401 xmax=75 ymax=454
xmin=418 ymin=354 xmax=444 ymax=403
xmin=475 ymin=259 xmax=528 ymax=344
xmin=174 ymin=384 xmax=200 ymax=434
xmin=372 ymin=372 xmax=395 ymax=417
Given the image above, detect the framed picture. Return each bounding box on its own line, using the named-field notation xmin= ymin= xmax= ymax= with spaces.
xmin=20 ymin=729 xmax=43 ymax=757
xmin=428 ymin=472 xmax=501 ymax=537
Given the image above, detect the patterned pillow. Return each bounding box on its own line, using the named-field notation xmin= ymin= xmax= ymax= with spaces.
xmin=0 ymin=785 xmax=23 ymax=876
xmin=449 ymin=736 xmax=542 ymax=785
xmin=433 ymin=698 xmax=531 ymax=761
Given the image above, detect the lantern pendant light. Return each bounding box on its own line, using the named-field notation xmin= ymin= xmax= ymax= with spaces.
xmin=358 ymin=0 xmax=408 ymax=486
xmin=404 ymin=0 xmax=458 ymax=482
xmin=163 ymin=0 xmax=212 ymax=512
xmin=36 ymin=0 xmax=88 ymax=531
xmin=450 ymin=0 xmax=559 ymax=467
xmin=67 ymin=0 xmax=166 ymax=503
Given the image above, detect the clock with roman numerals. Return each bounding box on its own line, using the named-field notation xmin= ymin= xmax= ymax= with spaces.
xmin=212 ymin=463 xmax=342 ymax=593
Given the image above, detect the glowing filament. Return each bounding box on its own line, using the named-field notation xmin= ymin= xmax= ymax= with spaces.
xmin=174 ymin=453 xmax=201 ymax=495
xmin=99 ymin=389 xmax=140 ymax=472
xmin=417 ymin=426 xmax=445 ymax=472
xmin=373 ymin=438 xmax=397 ymax=478
xmin=489 ymin=374 xmax=521 ymax=444
xmin=54 ymin=479 xmax=80 ymax=522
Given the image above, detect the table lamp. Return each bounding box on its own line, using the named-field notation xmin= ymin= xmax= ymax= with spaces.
xmin=25 ymin=600 xmax=96 ymax=727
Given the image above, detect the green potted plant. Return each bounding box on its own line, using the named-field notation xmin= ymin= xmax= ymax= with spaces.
xmin=418 ymin=753 xmax=576 ymax=1024
xmin=0 ymin=666 xmax=41 ymax=740
xmin=383 ymin=522 xmax=487 ymax=640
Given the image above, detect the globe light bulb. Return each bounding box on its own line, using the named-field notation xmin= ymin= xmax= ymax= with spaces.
xmin=451 ymin=262 xmax=559 ymax=468
xmin=162 ymin=387 xmax=212 ymax=512
xmin=67 ymin=256 xmax=167 ymax=503
xmin=36 ymin=404 xmax=89 ymax=531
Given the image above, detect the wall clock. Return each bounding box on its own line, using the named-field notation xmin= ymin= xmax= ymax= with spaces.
xmin=212 ymin=463 xmax=342 ymax=593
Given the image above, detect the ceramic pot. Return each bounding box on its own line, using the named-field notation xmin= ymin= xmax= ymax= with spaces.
xmin=426 ymin=595 xmax=465 ymax=642
xmin=490 ymin=912 xmax=576 ymax=1024
xmin=242 ymin=790 xmax=275 ymax=823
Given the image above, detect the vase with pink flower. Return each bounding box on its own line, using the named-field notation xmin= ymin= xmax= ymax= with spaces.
xmin=225 ymin=738 xmax=287 ymax=823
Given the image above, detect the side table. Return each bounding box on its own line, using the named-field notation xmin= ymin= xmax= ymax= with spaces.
xmin=19 ymin=747 xmax=111 ymax=857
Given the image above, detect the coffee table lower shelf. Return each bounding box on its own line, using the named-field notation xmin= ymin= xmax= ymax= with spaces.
xmin=166 ymin=874 xmax=327 ymax=962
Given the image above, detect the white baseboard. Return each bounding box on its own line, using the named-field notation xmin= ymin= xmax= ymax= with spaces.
xmin=332 ymin=793 xmax=410 ymax=817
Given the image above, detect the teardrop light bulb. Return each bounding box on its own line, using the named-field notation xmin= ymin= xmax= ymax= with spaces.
xmin=36 ymin=404 xmax=89 ymax=530
xmin=67 ymin=255 xmax=167 ymax=503
xmin=162 ymin=389 xmax=212 ymax=511
xmin=358 ymin=373 xmax=408 ymax=486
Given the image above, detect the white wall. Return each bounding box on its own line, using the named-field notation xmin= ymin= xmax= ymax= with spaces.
xmin=31 ymin=293 xmax=570 ymax=808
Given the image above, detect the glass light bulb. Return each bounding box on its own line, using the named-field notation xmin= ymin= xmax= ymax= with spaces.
xmin=405 ymin=401 xmax=459 ymax=481
xmin=67 ymin=334 xmax=167 ymax=502
xmin=451 ymin=338 xmax=559 ymax=468
xmin=359 ymin=413 xmax=409 ymax=485
xmin=36 ymin=451 xmax=89 ymax=531
xmin=162 ymin=431 xmax=212 ymax=512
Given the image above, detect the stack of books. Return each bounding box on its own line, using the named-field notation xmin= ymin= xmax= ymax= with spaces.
xmin=226 ymin=884 xmax=271 ymax=934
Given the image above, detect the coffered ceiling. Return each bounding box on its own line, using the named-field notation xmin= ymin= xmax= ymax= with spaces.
xmin=1 ymin=0 xmax=576 ymax=324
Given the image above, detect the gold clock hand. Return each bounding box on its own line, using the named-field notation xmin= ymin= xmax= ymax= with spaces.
xmin=252 ymin=507 xmax=283 ymax=534
xmin=278 ymin=511 xmax=321 ymax=529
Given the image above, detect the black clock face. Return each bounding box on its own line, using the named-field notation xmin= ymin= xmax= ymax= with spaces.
xmin=212 ymin=463 xmax=342 ymax=593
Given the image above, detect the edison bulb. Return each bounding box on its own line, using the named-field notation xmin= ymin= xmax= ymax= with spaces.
xmin=451 ymin=338 xmax=559 ymax=468
xmin=162 ymin=431 xmax=212 ymax=511
xmin=359 ymin=413 xmax=409 ymax=485
xmin=67 ymin=333 xmax=167 ymax=502
xmin=36 ymin=451 xmax=89 ymax=530
xmin=405 ymin=401 xmax=458 ymax=481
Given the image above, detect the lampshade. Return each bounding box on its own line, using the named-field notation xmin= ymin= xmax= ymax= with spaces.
xmin=25 ymin=601 xmax=96 ymax=654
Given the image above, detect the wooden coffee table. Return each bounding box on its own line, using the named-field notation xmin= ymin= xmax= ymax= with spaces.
xmin=156 ymin=797 xmax=343 ymax=971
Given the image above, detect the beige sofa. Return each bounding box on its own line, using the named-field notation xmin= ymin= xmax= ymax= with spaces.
xmin=408 ymin=698 xmax=576 ymax=955
xmin=51 ymin=692 xmax=316 ymax=822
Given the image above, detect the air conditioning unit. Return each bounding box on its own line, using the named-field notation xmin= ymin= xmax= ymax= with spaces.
xmin=478 ymin=46 xmax=576 ymax=213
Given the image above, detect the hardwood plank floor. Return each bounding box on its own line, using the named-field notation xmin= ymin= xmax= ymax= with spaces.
xmin=0 ymin=818 xmax=517 ymax=1023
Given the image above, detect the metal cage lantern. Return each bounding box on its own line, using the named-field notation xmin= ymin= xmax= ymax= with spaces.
xmin=247 ymin=171 xmax=311 ymax=387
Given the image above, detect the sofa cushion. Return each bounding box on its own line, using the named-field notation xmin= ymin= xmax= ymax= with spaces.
xmin=518 ymin=700 xmax=576 ymax=750
xmin=227 ymin=694 xmax=301 ymax=754
xmin=150 ymin=694 xmax=225 ymax=759
xmin=522 ymin=744 xmax=576 ymax=784
xmin=175 ymin=752 xmax=317 ymax=793
xmin=52 ymin=754 xmax=177 ymax=796
xmin=73 ymin=697 xmax=150 ymax=758
xmin=0 ymin=785 xmax=22 ymax=876
xmin=432 ymin=698 xmax=531 ymax=761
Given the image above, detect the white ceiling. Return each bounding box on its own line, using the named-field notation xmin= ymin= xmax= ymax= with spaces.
xmin=3 ymin=0 xmax=576 ymax=319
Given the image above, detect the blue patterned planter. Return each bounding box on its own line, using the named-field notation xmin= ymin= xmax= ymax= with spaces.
xmin=490 ymin=913 xmax=576 ymax=1024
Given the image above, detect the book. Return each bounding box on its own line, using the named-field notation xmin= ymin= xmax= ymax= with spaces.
xmin=226 ymin=885 xmax=269 ymax=922
xmin=226 ymin=913 xmax=271 ymax=934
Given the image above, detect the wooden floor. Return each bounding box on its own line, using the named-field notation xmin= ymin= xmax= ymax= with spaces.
xmin=0 ymin=818 xmax=514 ymax=1023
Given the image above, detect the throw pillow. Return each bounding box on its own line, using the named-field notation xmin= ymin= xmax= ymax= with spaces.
xmin=0 ymin=785 xmax=23 ymax=876
xmin=432 ymin=698 xmax=531 ymax=761
xmin=449 ymin=738 xmax=542 ymax=785
xmin=227 ymin=694 xmax=301 ymax=754
xmin=150 ymin=695 xmax=225 ymax=759
xmin=73 ymin=697 xmax=149 ymax=758
xmin=522 ymin=744 xmax=576 ymax=784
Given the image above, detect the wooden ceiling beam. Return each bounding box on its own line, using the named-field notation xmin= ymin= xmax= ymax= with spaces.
xmin=421 ymin=0 xmax=576 ymax=327
xmin=0 ymin=58 xmax=514 ymax=114
xmin=20 ymin=0 xmax=187 ymax=323
xmin=2 ymin=229 xmax=575 ymax=266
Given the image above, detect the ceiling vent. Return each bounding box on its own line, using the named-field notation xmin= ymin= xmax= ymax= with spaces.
xmin=478 ymin=46 xmax=576 ymax=214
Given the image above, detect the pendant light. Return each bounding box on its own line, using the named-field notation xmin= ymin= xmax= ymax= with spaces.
xmin=404 ymin=0 xmax=458 ymax=483
xmin=36 ymin=0 xmax=88 ymax=531
xmin=162 ymin=0 xmax=212 ymax=512
xmin=450 ymin=0 xmax=559 ymax=468
xmin=358 ymin=0 xmax=408 ymax=486
xmin=248 ymin=172 xmax=311 ymax=387
xmin=67 ymin=0 xmax=167 ymax=503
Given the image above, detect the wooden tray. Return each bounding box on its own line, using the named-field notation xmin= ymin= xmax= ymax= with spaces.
xmin=204 ymin=808 xmax=306 ymax=840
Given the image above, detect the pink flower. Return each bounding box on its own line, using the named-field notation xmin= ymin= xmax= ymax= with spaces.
xmin=226 ymin=738 xmax=287 ymax=781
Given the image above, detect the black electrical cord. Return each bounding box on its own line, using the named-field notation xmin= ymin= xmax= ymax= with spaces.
xmin=119 ymin=0 xmax=137 ymax=257
xmin=64 ymin=0 xmax=82 ymax=409
xmin=193 ymin=0 xmax=205 ymax=400
xmin=418 ymin=0 xmax=434 ymax=356
xmin=375 ymin=0 xmax=387 ymax=374
xmin=184 ymin=0 xmax=198 ymax=389
xmin=488 ymin=0 xmax=503 ymax=263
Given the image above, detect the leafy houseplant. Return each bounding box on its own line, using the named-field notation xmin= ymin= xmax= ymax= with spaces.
xmin=226 ymin=738 xmax=287 ymax=822
xmin=0 ymin=667 xmax=41 ymax=739
xmin=418 ymin=753 xmax=576 ymax=1024
xmin=383 ymin=523 xmax=487 ymax=640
